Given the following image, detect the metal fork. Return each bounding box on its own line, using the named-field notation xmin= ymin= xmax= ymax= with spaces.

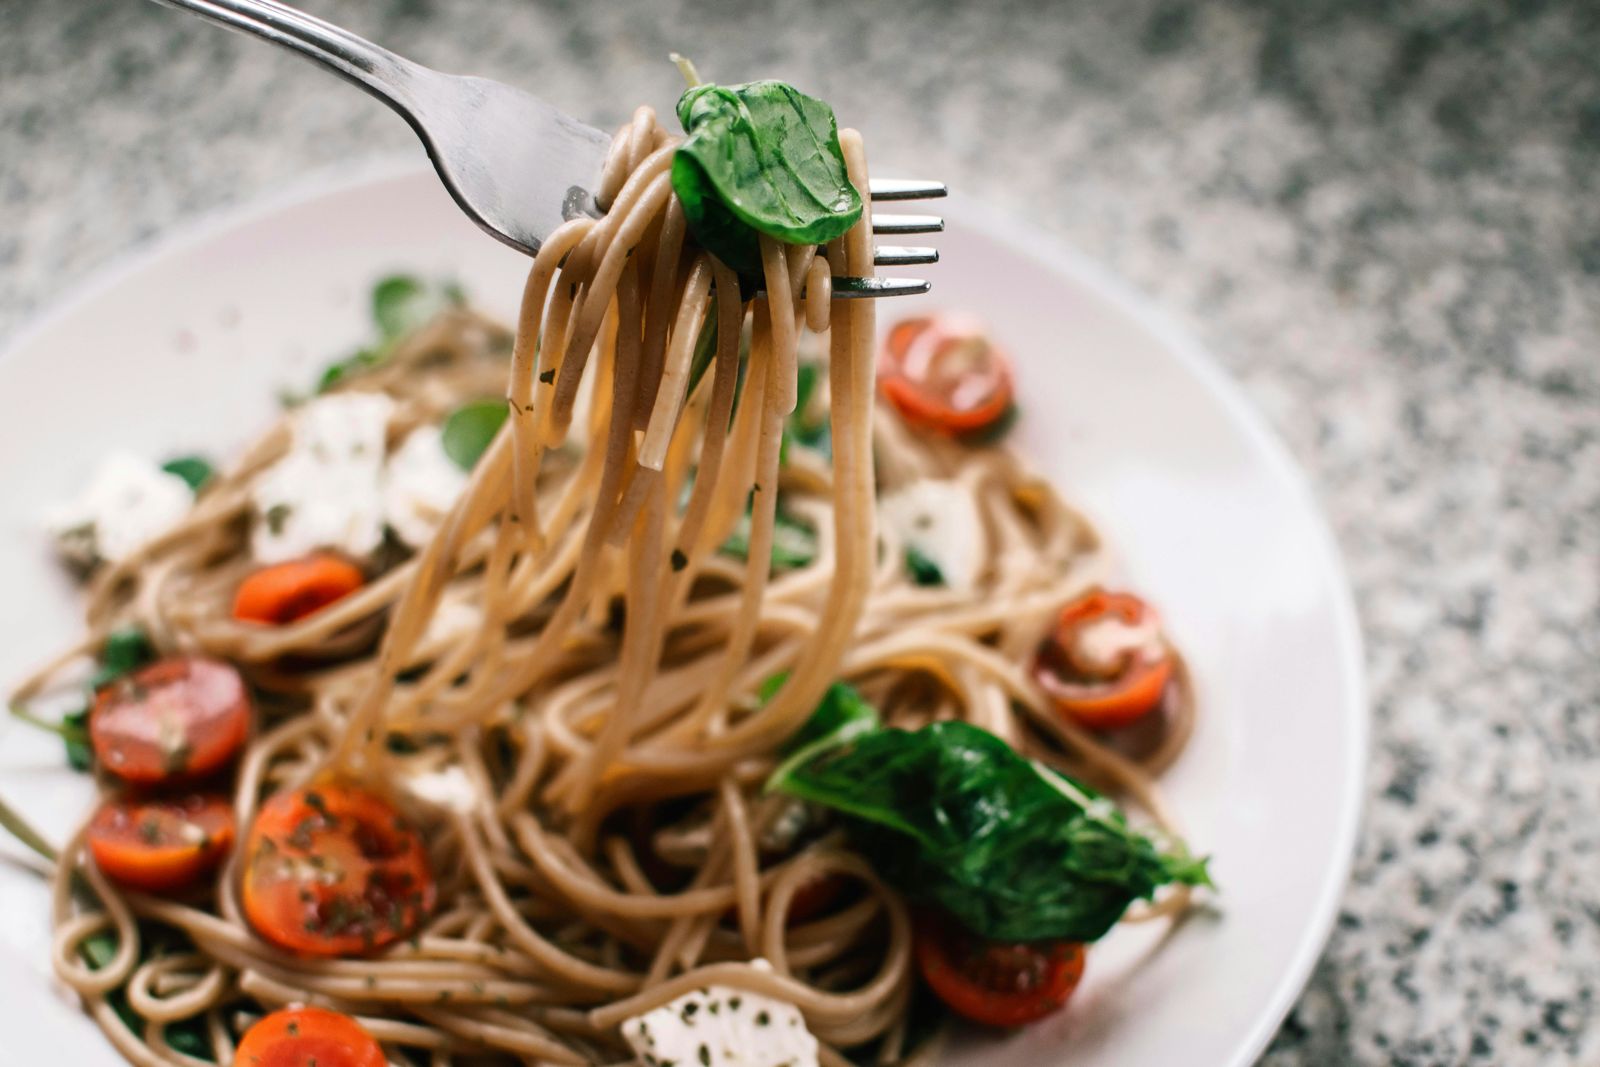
xmin=147 ymin=0 xmax=945 ymax=297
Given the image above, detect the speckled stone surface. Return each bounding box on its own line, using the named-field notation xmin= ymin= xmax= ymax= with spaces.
xmin=3 ymin=0 xmax=1598 ymax=1062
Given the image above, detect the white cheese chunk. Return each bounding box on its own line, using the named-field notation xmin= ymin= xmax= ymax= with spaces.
xmin=383 ymin=424 xmax=468 ymax=549
xmin=403 ymin=765 xmax=477 ymax=813
xmin=1072 ymin=613 xmax=1164 ymax=673
xmin=879 ymin=478 xmax=985 ymax=593
xmin=622 ymin=960 xmax=818 ymax=1067
xmin=251 ymin=392 xmax=393 ymax=563
xmin=45 ymin=451 xmax=193 ymax=567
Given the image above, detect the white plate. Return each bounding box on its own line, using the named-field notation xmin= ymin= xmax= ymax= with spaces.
xmin=0 ymin=164 xmax=1366 ymax=1067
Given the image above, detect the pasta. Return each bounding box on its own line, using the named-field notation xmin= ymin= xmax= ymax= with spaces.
xmin=12 ymin=100 xmax=1200 ymax=1067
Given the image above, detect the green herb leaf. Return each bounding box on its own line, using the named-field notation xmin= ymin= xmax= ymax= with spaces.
xmin=90 ymin=627 xmax=154 ymax=691
xmin=309 ymin=276 xmax=466 ymax=396
xmin=10 ymin=703 xmax=92 ymax=772
xmin=781 ymin=361 xmax=832 ymax=465
xmin=160 ymin=455 xmax=214 ymax=493
xmin=441 ymin=399 xmax=510 ymax=471
xmin=63 ymin=709 xmax=93 ymax=771
xmin=372 ymin=274 xmax=462 ymax=339
xmin=769 ymin=719 xmax=1211 ymax=943
xmin=672 ymin=81 xmax=863 ymax=277
xmin=767 ymin=682 xmax=882 ymax=793
xmin=904 ymin=545 xmax=944 ymax=587
xmin=720 ymin=507 xmax=817 ymax=570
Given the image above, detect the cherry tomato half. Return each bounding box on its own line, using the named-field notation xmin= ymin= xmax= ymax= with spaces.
xmin=233 ymin=554 xmax=366 ymax=626
xmin=1033 ymin=590 xmax=1173 ymax=731
xmin=879 ymin=315 xmax=1015 ymax=436
xmin=241 ymin=784 xmax=435 ymax=957
xmin=86 ymin=792 xmax=235 ymax=893
xmin=90 ymin=656 xmax=252 ymax=784
xmin=914 ymin=919 xmax=1085 ymax=1028
xmin=233 ymin=1006 xmax=385 ymax=1067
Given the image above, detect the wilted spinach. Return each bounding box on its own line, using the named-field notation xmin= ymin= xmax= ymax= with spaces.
xmin=160 ymin=455 xmax=215 ymax=493
xmin=307 ymin=274 xmax=466 ymax=397
xmin=673 ymin=81 xmax=863 ymax=277
xmin=10 ymin=626 xmax=154 ymax=771
xmin=770 ymin=716 xmax=1211 ymax=943
xmin=441 ymin=399 xmax=510 ymax=471
xmin=720 ymin=506 xmax=817 ymax=570
xmin=903 ymin=545 xmax=944 ymax=587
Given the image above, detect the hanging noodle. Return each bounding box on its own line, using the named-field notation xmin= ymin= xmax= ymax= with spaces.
xmin=19 ymin=107 xmax=1199 ymax=1066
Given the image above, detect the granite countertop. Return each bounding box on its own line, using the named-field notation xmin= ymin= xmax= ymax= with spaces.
xmin=2 ymin=0 xmax=1597 ymax=1062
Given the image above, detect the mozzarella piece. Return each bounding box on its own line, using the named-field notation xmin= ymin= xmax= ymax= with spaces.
xmin=45 ymin=451 xmax=193 ymax=567
xmin=383 ymin=424 xmax=469 ymax=549
xmin=622 ymin=960 xmax=818 ymax=1067
xmin=1072 ymin=613 xmax=1164 ymax=673
xmin=879 ymin=478 xmax=985 ymax=593
xmin=251 ymin=392 xmax=393 ymax=563
xmin=403 ymin=765 xmax=477 ymax=813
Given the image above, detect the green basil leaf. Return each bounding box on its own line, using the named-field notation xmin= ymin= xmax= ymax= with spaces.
xmin=782 ymin=681 xmax=880 ymax=755
xmin=770 ymin=719 xmax=1211 ymax=943
xmin=311 ymin=276 xmax=466 ymax=395
xmin=781 ymin=362 xmax=832 ymax=464
xmin=441 ymin=399 xmax=510 ymax=471
xmin=372 ymin=274 xmax=463 ymax=339
xmin=673 ymin=81 xmax=863 ymax=276
xmin=63 ymin=709 xmax=93 ymax=772
xmin=160 ymin=455 xmax=214 ymax=493
xmin=90 ymin=627 xmax=154 ymax=692
xmin=685 ymin=300 xmax=720 ymax=399
xmin=720 ymin=507 xmax=817 ymax=570
xmin=904 ymin=545 xmax=944 ymax=587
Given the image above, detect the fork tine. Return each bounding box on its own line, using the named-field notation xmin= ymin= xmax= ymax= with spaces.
xmin=872 ymin=213 xmax=944 ymax=235
xmin=868 ymin=178 xmax=948 ymax=202
xmin=829 ymin=276 xmax=931 ymax=299
xmin=874 ymin=245 xmax=940 ymax=267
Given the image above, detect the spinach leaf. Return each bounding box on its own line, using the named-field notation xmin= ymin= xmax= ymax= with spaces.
xmin=306 ymin=275 xmax=466 ymax=398
xmin=90 ymin=626 xmax=155 ymax=691
xmin=373 ymin=274 xmax=465 ymax=339
xmin=441 ymin=399 xmax=509 ymax=471
xmin=780 ymin=361 xmax=832 ymax=465
xmin=673 ymin=81 xmax=862 ymax=276
xmin=80 ymin=929 xmax=213 ymax=1061
xmin=11 ymin=627 xmax=154 ymax=771
xmin=62 ymin=709 xmax=93 ymax=771
xmin=904 ymin=545 xmax=944 ymax=587
xmin=720 ymin=506 xmax=817 ymax=570
xmin=782 ymin=680 xmax=879 ymax=754
xmin=770 ymin=719 xmax=1211 ymax=943
xmin=160 ymin=455 xmax=214 ymax=493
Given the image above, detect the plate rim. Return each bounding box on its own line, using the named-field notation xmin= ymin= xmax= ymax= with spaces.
xmin=0 ymin=158 xmax=1368 ymax=1067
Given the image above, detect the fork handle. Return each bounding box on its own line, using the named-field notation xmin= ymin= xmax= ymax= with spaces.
xmin=149 ymin=0 xmax=424 ymax=112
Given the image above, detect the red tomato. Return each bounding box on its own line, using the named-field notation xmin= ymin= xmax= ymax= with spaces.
xmin=90 ymin=656 xmax=252 ymax=784
xmin=86 ymin=793 xmax=235 ymax=893
xmin=241 ymin=784 xmax=435 ymax=957
xmin=1033 ymin=590 xmax=1173 ymax=730
xmin=233 ymin=1006 xmax=385 ymax=1067
xmin=233 ymin=554 xmax=365 ymax=626
xmin=879 ymin=315 xmax=1015 ymax=436
xmin=915 ymin=919 xmax=1086 ymax=1028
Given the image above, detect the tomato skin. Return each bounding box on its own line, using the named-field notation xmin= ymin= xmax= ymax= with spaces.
xmin=879 ymin=316 xmax=1015 ymax=436
xmin=233 ymin=1006 xmax=385 ymax=1067
xmin=914 ymin=919 xmax=1086 ymax=1028
xmin=1033 ymin=590 xmax=1173 ymax=730
xmin=90 ymin=656 xmax=252 ymax=784
xmin=86 ymin=793 xmax=235 ymax=893
xmin=233 ymin=554 xmax=366 ymax=626
xmin=242 ymin=784 xmax=435 ymax=957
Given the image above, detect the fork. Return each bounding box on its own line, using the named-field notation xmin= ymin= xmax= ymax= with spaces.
xmin=147 ymin=0 xmax=945 ymax=298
